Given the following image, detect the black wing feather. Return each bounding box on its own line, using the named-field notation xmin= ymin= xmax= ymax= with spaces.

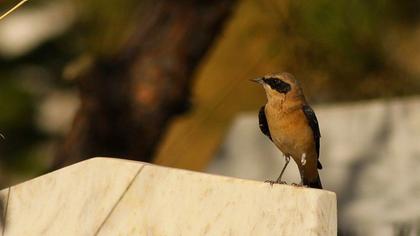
xmin=302 ymin=104 xmax=323 ymax=169
xmin=258 ymin=105 xmax=272 ymax=140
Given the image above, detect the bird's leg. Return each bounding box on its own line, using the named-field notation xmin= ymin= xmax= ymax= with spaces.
xmin=275 ymin=156 xmax=290 ymax=183
xmin=292 ymin=168 xmax=305 ymax=187
xmin=265 ymin=156 xmax=290 ymax=185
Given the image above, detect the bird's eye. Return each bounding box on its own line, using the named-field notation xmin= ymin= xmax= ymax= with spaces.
xmin=263 ymin=78 xmax=291 ymax=94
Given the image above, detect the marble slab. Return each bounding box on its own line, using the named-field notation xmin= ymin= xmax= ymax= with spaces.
xmin=0 ymin=158 xmax=336 ymax=236
xmin=0 ymin=158 xmax=142 ymax=236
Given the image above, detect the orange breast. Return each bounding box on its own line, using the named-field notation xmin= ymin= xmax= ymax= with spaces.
xmin=265 ymin=105 xmax=315 ymax=161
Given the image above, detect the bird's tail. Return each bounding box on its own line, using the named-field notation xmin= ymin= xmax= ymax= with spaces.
xmin=303 ymin=174 xmax=323 ymax=189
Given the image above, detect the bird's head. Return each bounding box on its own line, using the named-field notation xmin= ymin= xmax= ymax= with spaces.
xmin=251 ymin=72 xmax=302 ymax=101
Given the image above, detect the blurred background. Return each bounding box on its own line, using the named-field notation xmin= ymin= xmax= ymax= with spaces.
xmin=1 ymin=0 xmax=420 ymax=235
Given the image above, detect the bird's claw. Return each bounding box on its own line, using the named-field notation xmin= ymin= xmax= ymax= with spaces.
xmin=291 ymin=183 xmax=307 ymax=188
xmin=265 ymin=180 xmax=287 ymax=186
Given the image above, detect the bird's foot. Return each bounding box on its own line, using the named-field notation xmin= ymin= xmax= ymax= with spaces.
xmin=291 ymin=183 xmax=307 ymax=188
xmin=265 ymin=180 xmax=287 ymax=186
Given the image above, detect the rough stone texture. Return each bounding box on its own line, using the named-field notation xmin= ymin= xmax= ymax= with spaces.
xmin=0 ymin=158 xmax=141 ymax=236
xmin=0 ymin=158 xmax=336 ymax=236
xmin=208 ymin=96 xmax=420 ymax=236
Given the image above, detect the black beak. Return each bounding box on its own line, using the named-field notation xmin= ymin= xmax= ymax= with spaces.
xmin=250 ymin=77 xmax=264 ymax=84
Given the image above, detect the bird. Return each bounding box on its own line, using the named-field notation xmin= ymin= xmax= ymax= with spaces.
xmin=251 ymin=72 xmax=323 ymax=189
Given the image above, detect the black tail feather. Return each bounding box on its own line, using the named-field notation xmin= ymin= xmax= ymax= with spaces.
xmin=304 ymin=175 xmax=323 ymax=189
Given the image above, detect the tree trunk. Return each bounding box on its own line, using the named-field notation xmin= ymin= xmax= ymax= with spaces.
xmin=52 ymin=1 xmax=238 ymax=169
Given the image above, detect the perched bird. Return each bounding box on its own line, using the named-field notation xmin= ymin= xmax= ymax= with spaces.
xmin=251 ymin=73 xmax=323 ymax=189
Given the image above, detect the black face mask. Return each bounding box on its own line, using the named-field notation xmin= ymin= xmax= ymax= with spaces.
xmin=263 ymin=78 xmax=291 ymax=94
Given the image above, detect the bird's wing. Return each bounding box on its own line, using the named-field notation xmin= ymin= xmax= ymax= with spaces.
xmin=302 ymin=104 xmax=322 ymax=169
xmin=258 ymin=105 xmax=272 ymax=140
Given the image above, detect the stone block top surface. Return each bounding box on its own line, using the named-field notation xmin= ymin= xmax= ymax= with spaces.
xmin=0 ymin=158 xmax=336 ymax=236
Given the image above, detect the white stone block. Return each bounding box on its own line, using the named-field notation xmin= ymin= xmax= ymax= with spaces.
xmin=0 ymin=158 xmax=336 ymax=236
